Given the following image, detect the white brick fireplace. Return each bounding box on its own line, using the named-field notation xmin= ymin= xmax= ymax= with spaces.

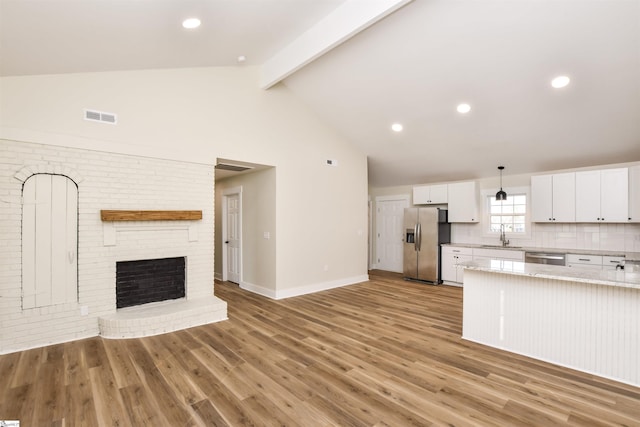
xmin=0 ymin=139 xmax=227 ymax=353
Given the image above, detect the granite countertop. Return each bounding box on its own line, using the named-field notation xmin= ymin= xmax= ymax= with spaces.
xmin=441 ymin=243 xmax=640 ymax=261
xmin=459 ymin=258 xmax=640 ymax=289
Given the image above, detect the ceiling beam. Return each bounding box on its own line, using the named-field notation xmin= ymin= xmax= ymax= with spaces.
xmin=259 ymin=0 xmax=413 ymax=90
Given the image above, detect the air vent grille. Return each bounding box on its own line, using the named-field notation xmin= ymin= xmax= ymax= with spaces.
xmin=84 ymin=109 xmax=117 ymax=125
xmin=215 ymin=163 xmax=253 ymax=172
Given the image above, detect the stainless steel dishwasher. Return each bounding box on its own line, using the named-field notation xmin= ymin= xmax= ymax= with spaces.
xmin=525 ymin=252 xmax=566 ymax=266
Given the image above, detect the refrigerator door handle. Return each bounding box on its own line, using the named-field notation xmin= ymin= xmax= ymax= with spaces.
xmin=414 ymin=223 xmax=419 ymax=251
xmin=416 ymin=222 xmax=422 ymax=252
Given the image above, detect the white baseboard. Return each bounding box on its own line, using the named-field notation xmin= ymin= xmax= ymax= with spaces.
xmin=0 ymin=331 xmax=97 ymax=356
xmin=214 ymin=271 xmax=223 ymax=281
xmin=236 ymin=275 xmax=370 ymax=300
xmin=240 ymin=281 xmax=277 ymax=299
xmin=442 ymin=280 xmax=463 ymax=287
xmin=274 ymin=274 xmax=370 ymax=300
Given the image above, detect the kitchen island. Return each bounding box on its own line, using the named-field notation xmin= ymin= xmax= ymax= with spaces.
xmin=460 ymin=259 xmax=640 ymax=387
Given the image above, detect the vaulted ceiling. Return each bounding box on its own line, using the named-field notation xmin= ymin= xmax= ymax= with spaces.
xmin=2 ymin=0 xmax=639 ymax=187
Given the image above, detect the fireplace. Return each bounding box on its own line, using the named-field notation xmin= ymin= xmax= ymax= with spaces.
xmin=116 ymin=257 xmax=186 ymax=309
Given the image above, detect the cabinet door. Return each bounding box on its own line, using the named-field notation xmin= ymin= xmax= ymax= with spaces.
xmin=600 ymin=168 xmax=628 ymax=222
xmin=531 ymin=174 xmax=553 ymax=222
xmin=603 ymin=256 xmax=625 ymax=270
xmin=441 ymin=252 xmax=458 ymax=282
xmin=552 ymin=172 xmax=576 ymax=222
xmin=413 ymin=185 xmax=431 ymax=204
xmin=448 ymin=181 xmax=479 ymax=222
xmin=456 ymin=254 xmax=473 ymax=283
xmin=429 ymin=184 xmax=448 ymax=204
xmin=575 ymin=170 xmax=601 ymax=222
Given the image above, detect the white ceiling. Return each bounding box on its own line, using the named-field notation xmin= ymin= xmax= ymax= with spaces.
xmin=2 ymin=0 xmax=639 ymax=187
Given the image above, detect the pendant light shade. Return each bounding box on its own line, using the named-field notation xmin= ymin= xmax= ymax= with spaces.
xmin=496 ymin=166 xmax=507 ymax=201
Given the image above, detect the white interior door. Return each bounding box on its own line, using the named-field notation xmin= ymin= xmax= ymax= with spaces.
xmin=22 ymin=174 xmax=78 ymax=309
xmin=375 ymin=196 xmax=409 ymax=272
xmin=223 ymin=189 xmax=242 ymax=284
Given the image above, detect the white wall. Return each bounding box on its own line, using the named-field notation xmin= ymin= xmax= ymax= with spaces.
xmin=0 ymin=65 xmax=369 ymax=301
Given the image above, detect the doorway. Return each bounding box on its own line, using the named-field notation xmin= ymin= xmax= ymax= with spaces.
xmin=375 ymin=195 xmax=409 ymax=273
xmin=221 ymin=187 xmax=242 ymax=284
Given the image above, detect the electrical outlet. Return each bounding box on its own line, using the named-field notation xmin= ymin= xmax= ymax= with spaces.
xmin=80 ymin=306 xmax=89 ymax=316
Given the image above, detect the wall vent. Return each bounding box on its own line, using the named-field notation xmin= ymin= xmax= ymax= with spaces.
xmin=84 ymin=109 xmax=117 ymax=125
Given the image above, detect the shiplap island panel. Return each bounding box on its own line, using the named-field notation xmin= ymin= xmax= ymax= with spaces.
xmin=461 ymin=259 xmax=639 ymax=387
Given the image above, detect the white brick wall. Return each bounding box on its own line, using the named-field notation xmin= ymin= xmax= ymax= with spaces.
xmin=0 ymin=139 xmax=224 ymax=353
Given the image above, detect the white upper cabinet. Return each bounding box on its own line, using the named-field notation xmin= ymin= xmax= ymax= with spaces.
xmin=531 ymin=172 xmax=575 ymax=222
xmin=448 ymin=181 xmax=479 ymax=223
xmin=629 ymin=165 xmax=640 ymax=222
xmin=575 ymin=168 xmax=628 ymax=222
xmin=600 ymin=168 xmax=629 ymax=222
xmin=413 ymin=184 xmax=448 ymax=204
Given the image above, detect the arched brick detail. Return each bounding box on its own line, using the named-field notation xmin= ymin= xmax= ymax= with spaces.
xmin=14 ymin=164 xmax=83 ymax=184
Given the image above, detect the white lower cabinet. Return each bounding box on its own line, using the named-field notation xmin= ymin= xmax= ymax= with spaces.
xmin=441 ymin=246 xmax=472 ymax=284
xmin=567 ymin=254 xmax=625 ymax=270
xmin=442 ymin=246 xmax=524 ymax=285
xmin=566 ymin=254 xmax=602 ymax=270
xmin=603 ymin=256 xmax=626 ymax=270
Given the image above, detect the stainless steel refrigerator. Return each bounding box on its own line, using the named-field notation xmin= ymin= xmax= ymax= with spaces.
xmin=403 ymin=207 xmax=450 ymax=283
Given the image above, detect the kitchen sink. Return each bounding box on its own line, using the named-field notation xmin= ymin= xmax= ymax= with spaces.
xmin=480 ymin=245 xmax=522 ymax=249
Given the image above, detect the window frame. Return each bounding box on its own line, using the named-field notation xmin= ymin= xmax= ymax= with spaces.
xmin=481 ymin=186 xmax=532 ymax=239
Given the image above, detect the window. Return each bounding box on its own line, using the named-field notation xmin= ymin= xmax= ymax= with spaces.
xmin=488 ymin=193 xmax=527 ymax=234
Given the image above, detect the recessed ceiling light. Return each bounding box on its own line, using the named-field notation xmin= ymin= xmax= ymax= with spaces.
xmin=237 ymin=55 xmax=247 ymax=63
xmin=551 ymin=75 xmax=570 ymax=88
xmin=182 ymin=18 xmax=201 ymax=29
xmin=391 ymin=123 xmax=403 ymax=132
xmin=457 ymin=103 xmax=471 ymax=114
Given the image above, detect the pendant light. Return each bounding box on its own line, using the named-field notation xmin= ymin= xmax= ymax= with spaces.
xmin=496 ymin=166 xmax=507 ymax=201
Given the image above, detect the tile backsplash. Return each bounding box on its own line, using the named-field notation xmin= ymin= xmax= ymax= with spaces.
xmin=452 ymin=222 xmax=640 ymax=253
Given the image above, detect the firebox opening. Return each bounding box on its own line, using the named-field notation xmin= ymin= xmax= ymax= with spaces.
xmin=116 ymin=257 xmax=186 ymax=309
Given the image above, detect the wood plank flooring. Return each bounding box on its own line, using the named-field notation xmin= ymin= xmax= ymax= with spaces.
xmin=1 ymin=270 xmax=639 ymax=426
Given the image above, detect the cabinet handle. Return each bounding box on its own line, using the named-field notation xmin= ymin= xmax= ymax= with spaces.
xmin=578 ymin=258 xmax=591 ymax=261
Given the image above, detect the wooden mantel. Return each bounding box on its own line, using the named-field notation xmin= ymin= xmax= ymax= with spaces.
xmin=100 ymin=210 xmax=202 ymax=221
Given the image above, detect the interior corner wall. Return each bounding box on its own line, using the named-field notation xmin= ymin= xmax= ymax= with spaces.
xmin=0 ymin=65 xmax=369 ymax=303
xmin=215 ymin=168 xmax=277 ymax=295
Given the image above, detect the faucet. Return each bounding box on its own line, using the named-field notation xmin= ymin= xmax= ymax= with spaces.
xmin=500 ymin=224 xmax=510 ymax=247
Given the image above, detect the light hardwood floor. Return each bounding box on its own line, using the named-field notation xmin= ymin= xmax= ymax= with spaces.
xmin=1 ymin=270 xmax=639 ymax=426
